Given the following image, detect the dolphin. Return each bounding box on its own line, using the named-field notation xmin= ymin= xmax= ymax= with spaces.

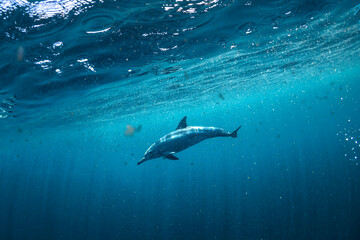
xmin=138 ymin=116 xmax=241 ymax=165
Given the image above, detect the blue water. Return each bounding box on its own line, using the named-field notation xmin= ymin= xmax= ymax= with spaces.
xmin=1 ymin=0 xmax=360 ymax=239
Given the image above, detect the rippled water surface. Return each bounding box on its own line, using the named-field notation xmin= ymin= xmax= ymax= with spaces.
xmin=1 ymin=0 xmax=360 ymax=128
xmin=1 ymin=1 xmax=360 ymax=239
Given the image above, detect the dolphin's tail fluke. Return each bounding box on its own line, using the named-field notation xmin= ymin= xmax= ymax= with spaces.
xmin=230 ymin=126 xmax=241 ymax=138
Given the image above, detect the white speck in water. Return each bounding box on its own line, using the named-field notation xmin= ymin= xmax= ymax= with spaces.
xmin=86 ymin=65 xmax=95 ymax=72
xmin=35 ymin=59 xmax=51 ymax=65
xmin=185 ymin=8 xmax=196 ymax=14
xmin=35 ymin=59 xmax=52 ymax=69
xmin=86 ymin=27 xmax=111 ymax=34
xmin=77 ymin=59 xmax=95 ymax=72
xmin=53 ymin=41 xmax=63 ymax=49
xmin=77 ymin=58 xmax=88 ymax=63
xmin=164 ymin=6 xmax=174 ymax=11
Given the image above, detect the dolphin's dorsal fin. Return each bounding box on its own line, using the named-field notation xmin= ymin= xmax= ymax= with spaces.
xmin=176 ymin=116 xmax=187 ymax=130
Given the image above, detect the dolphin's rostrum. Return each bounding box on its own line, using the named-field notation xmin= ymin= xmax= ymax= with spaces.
xmin=138 ymin=116 xmax=241 ymax=165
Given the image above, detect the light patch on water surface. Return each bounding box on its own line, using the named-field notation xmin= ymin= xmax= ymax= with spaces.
xmin=159 ymin=45 xmax=178 ymax=52
xmin=0 ymin=0 xmax=96 ymax=19
xmin=162 ymin=0 xmax=221 ymax=15
xmin=77 ymin=58 xmax=96 ymax=72
xmin=77 ymin=58 xmax=88 ymax=63
xmin=0 ymin=107 xmax=7 ymax=118
xmin=0 ymin=94 xmax=15 ymax=119
xmin=50 ymin=41 xmax=64 ymax=56
xmin=53 ymin=41 xmax=63 ymax=48
xmin=245 ymin=28 xmax=252 ymax=34
xmin=142 ymin=32 xmax=168 ymax=37
xmin=86 ymin=27 xmax=111 ymax=34
xmin=35 ymin=59 xmax=52 ymax=69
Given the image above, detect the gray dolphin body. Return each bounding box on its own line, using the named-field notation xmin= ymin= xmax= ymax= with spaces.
xmin=138 ymin=116 xmax=241 ymax=165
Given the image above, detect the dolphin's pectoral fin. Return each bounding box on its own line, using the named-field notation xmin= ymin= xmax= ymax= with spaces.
xmin=164 ymin=154 xmax=179 ymax=160
xmin=176 ymin=116 xmax=187 ymax=130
